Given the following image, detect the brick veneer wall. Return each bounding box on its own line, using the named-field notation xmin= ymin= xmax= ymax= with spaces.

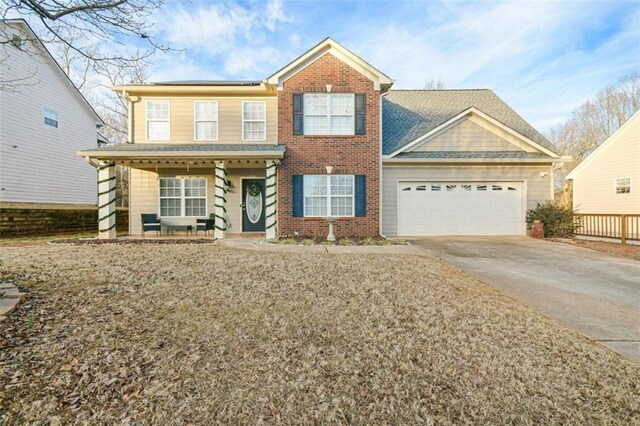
xmin=277 ymin=53 xmax=380 ymax=238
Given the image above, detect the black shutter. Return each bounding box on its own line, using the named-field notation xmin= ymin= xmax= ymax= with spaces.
xmin=293 ymin=94 xmax=303 ymax=135
xmin=292 ymin=175 xmax=304 ymax=217
xmin=355 ymin=175 xmax=366 ymax=217
xmin=355 ymin=93 xmax=366 ymax=135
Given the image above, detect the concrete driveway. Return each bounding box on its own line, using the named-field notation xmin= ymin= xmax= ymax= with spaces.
xmin=411 ymin=236 xmax=640 ymax=363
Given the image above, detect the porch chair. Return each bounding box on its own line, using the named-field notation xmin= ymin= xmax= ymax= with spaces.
xmin=196 ymin=213 xmax=215 ymax=236
xmin=141 ymin=213 xmax=161 ymax=237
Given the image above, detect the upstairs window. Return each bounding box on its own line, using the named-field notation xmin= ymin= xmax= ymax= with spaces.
xmin=146 ymin=100 xmax=170 ymax=140
xmin=242 ymin=101 xmax=266 ymax=140
xmin=44 ymin=110 xmax=58 ymax=128
xmin=615 ymin=178 xmax=631 ymax=194
xmin=194 ymin=101 xmax=218 ymax=140
xmin=303 ymin=94 xmax=354 ymax=135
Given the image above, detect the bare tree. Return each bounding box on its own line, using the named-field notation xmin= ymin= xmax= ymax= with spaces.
xmin=424 ymin=79 xmax=446 ymax=90
xmin=1 ymin=0 xmax=168 ymax=88
xmin=548 ymin=72 xmax=640 ymax=206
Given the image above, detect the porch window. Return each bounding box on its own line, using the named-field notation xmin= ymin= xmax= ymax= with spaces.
xmin=615 ymin=177 xmax=631 ymax=194
xmin=146 ymin=100 xmax=170 ymax=140
xmin=242 ymin=101 xmax=266 ymax=140
xmin=303 ymin=94 xmax=354 ymax=135
xmin=194 ymin=101 xmax=218 ymax=140
xmin=159 ymin=178 xmax=207 ymax=217
xmin=303 ymin=175 xmax=354 ymax=217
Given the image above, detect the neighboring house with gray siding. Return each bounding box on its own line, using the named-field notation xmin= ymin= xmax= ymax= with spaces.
xmin=0 ymin=19 xmax=104 ymax=236
xmin=566 ymin=110 xmax=639 ymax=214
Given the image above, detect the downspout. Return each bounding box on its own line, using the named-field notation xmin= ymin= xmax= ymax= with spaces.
xmin=123 ymin=90 xmax=133 ymax=143
xmin=84 ymin=156 xmax=99 ymax=168
xmin=379 ymin=91 xmax=386 ymax=238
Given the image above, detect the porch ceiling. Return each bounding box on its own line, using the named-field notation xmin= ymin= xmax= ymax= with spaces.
xmin=77 ymin=143 xmax=286 ymax=163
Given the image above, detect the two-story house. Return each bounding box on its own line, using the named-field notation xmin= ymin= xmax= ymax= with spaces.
xmin=0 ymin=19 xmax=105 ymax=237
xmin=78 ymin=38 xmax=562 ymax=239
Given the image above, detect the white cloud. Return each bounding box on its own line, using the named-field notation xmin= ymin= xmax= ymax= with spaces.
xmin=150 ymin=0 xmax=295 ymax=79
xmin=346 ymin=1 xmax=639 ymax=129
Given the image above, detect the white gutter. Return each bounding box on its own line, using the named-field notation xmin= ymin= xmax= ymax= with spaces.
xmin=76 ymin=150 xmax=286 ymax=160
xmin=382 ymin=157 xmax=560 ymax=164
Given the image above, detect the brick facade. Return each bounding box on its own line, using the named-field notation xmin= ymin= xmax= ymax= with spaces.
xmin=277 ymin=53 xmax=380 ymax=238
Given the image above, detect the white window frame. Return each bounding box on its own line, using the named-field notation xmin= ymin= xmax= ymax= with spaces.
xmin=303 ymin=93 xmax=355 ymax=136
xmin=242 ymin=101 xmax=267 ymax=141
xmin=158 ymin=177 xmax=207 ymax=217
xmin=303 ymin=175 xmax=355 ymax=218
xmin=44 ymin=109 xmax=59 ymax=128
xmin=194 ymin=101 xmax=219 ymax=141
xmin=614 ymin=177 xmax=631 ymax=194
xmin=146 ymin=100 xmax=171 ymax=141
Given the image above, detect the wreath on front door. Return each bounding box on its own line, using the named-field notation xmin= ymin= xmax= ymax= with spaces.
xmin=247 ymin=182 xmax=261 ymax=196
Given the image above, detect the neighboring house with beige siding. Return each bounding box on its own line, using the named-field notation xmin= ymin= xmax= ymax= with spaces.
xmin=0 ymin=20 xmax=104 ymax=236
xmin=78 ymin=38 xmax=561 ymax=239
xmin=566 ymin=110 xmax=640 ymax=214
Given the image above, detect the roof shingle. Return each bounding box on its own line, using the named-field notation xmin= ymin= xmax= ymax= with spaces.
xmin=382 ymin=89 xmax=556 ymax=156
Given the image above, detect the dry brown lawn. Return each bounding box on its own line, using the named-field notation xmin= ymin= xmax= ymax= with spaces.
xmin=549 ymin=238 xmax=640 ymax=261
xmin=0 ymin=244 xmax=638 ymax=424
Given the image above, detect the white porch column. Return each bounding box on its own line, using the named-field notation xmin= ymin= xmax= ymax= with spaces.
xmin=97 ymin=161 xmax=117 ymax=239
xmin=214 ymin=161 xmax=227 ymax=239
xmin=265 ymin=160 xmax=278 ymax=240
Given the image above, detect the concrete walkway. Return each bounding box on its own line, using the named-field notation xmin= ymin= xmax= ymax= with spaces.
xmin=412 ymin=236 xmax=640 ymax=363
xmin=0 ymin=280 xmax=25 ymax=322
xmin=217 ymin=238 xmax=424 ymax=254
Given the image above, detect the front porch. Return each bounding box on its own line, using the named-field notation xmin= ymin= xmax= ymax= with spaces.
xmin=77 ymin=143 xmax=284 ymax=240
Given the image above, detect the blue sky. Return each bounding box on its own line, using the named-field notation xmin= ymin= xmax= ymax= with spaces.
xmin=130 ymin=1 xmax=639 ymax=131
xmin=146 ymin=0 xmax=640 ymax=132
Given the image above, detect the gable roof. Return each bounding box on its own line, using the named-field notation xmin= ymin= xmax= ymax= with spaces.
xmin=1 ymin=19 xmax=103 ymax=126
xmin=382 ymin=89 xmax=556 ymax=156
xmin=566 ymin=109 xmax=640 ymax=180
xmin=267 ymin=37 xmax=394 ymax=92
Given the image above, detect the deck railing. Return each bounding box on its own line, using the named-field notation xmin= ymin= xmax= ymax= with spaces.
xmin=574 ymin=214 xmax=640 ymax=244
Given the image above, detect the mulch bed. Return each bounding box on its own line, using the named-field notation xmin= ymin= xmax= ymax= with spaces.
xmin=0 ymin=244 xmax=638 ymax=424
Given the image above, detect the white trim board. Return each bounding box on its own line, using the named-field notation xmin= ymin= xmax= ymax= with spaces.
xmin=266 ymin=37 xmax=394 ymax=91
xmin=566 ymin=110 xmax=640 ymax=180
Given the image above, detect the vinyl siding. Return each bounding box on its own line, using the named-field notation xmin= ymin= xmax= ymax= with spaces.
xmin=408 ymin=116 xmax=542 ymax=154
xmin=0 ymin=24 xmax=98 ymax=205
xmin=381 ymin=164 xmax=553 ymax=236
xmin=572 ymin=117 xmax=640 ymax=214
xmin=132 ymin=96 xmax=277 ymax=144
xmin=129 ymin=167 xmax=265 ymax=235
xmin=414 ymin=118 xmax=527 ymax=152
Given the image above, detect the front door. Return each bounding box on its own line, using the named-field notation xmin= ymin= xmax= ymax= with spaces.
xmin=242 ymin=179 xmax=266 ymax=232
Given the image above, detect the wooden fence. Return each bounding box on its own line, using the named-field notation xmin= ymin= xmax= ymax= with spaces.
xmin=574 ymin=214 xmax=640 ymax=244
xmin=0 ymin=206 xmax=129 ymax=238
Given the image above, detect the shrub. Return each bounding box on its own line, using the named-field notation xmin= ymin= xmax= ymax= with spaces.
xmin=278 ymin=238 xmax=297 ymax=245
xmin=339 ymin=238 xmax=356 ymax=246
xmin=526 ymin=201 xmax=577 ymax=238
xmin=301 ymin=238 xmax=316 ymax=246
xmin=360 ymin=237 xmax=376 ymax=246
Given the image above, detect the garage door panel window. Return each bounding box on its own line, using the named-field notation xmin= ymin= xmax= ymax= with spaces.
xmin=304 ymin=175 xmax=354 ymax=217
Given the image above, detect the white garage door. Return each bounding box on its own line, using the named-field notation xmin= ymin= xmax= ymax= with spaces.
xmin=397 ymin=181 xmax=525 ymax=236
